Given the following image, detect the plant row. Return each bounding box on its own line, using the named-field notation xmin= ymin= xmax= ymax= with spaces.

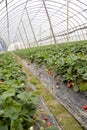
xmin=15 ymin=40 xmax=87 ymax=92
xmin=0 ymin=53 xmax=39 ymax=130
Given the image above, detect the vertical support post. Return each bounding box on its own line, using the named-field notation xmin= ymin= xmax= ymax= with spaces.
xmin=5 ymin=0 xmax=10 ymax=45
xmin=40 ymin=25 xmax=41 ymax=46
xmin=18 ymin=28 xmax=26 ymax=49
xmin=50 ymin=25 xmax=52 ymax=44
xmin=42 ymin=0 xmax=57 ymax=44
xmin=26 ymin=8 xmax=38 ymax=47
xmin=21 ymin=20 xmax=31 ymax=48
xmin=67 ymin=0 xmax=69 ymax=42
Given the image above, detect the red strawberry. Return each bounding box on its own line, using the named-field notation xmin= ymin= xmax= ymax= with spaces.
xmin=67 ymin=82 xmax=73 ymax=88
xmin=44 ymin=117 xmax=49 ymax=121
xmin=47 ymin=122 xmax=52 ymax=127
xmin=82 ymin=105 xmax=87 ymax=110
xmin=56 ymin=81 xmax=59 ymax=85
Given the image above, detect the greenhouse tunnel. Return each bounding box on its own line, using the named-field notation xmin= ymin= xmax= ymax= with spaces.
xmin=0 ymin=0 xmax=87 ymax=50
xmin=0 ymin=0 xmax=87 ymax=130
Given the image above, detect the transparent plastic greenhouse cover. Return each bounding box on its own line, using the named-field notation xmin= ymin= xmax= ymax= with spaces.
xmin=0 ymin=0 xmax=87 ymax=50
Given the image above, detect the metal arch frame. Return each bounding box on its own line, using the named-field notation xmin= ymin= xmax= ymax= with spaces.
xmin=36 ymin=1 xmax=87 ymax=26
xmin=0 ymin=11 xmax=71 ymax=42
xmin=31 ymin=10 xmax=84 ymax=40
xmin=0 ymin=1 xmax=29 ymax=27
xmin=0 ymin=4 xmax=83 ymax=33
xmin=0 ymin=3 xmax=26 ymax=26
xmin=0 ymin=6 xmax=86 ymax=33
xmin=0 ymin=0 xmax=4 ymax=4
xmin=0 ymin=2 xmax=25 ymax=46
xmin=0 ymin=0 xmax=85 ymax=24
xmin=0 ymin=10 xmax=25 ymax=32
xmin=76 ymin=0 xmax=87 ymax=6
xmin=43 ymin=5 xmax=86 ymax=38
xmin=13 ymin=1 xmax=40 ymax=47
xmin=0 ymin=0 xmax=26 ymax=13
xmin=26 ymin=1 xmax=86 ymax=32
xmin=0 ymin=13 xmax=86 ymax=45
xmin=37 ymin=1 xmax=87 ymax=26
xmin=0 ymin=0 xmax=13 ymax=12
xmin=0 ymin=0 xmax=86 ymax=30
xmin=0 ymin=0 xmax=87 ymax=47
xmin=36 ymin=24 xmax=87 ymax=43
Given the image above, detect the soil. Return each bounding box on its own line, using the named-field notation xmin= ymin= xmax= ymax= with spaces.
xmin=26 ymin=75 xmax=62 ymax=130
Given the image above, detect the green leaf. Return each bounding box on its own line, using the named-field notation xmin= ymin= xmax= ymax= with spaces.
xmin=82 ymin=73 xmax=87 ymax=80
xmin=73 ymin=85 xmax=79 ymax=92
xmin=3 ymin=99 xmax=21 ymax=120
xmin=31 ymin=97 xmax=39 ymax=105
xmin=0 ymin=110 xmax=4 ymax=115
xmin=17 ymin=91 xmax=32 ymax=101
xmin=77 ymin=68 xmax=84 ymax=74
xmin=0 ymin=125 xmax=8 ymax=130
xmin=0 ymin=89 xmax=15 ymax=101
xmin=11 ymin=119 xmax=23 ymax=130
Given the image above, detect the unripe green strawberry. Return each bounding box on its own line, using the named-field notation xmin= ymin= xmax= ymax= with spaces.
xmin=40 ymin=126 xmax=44 ymax=130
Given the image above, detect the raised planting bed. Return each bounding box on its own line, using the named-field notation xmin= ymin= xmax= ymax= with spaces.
xmin=15 ymin=40 xmax=87 ymax=92
xmin=14 ymin=40 xmax=87 ymax=129
xmin=22 ymin=60 xmax=87 ymax=130
xmin=14 ymin=53 xmax=85 ymax=130
xmin=0 ymin=52 xmax=61 ymax=130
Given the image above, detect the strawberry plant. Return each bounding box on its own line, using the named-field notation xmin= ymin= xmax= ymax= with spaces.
xmin=0 ymin=53 xmax=39 ymax=130
xmin=15 ymin=40 xmax=87 ymax=92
